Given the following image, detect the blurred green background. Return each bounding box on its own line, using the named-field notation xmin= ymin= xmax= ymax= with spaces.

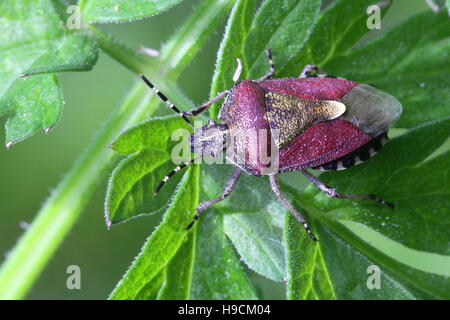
xmin=0 ymin=0 xmax=429 ymax=299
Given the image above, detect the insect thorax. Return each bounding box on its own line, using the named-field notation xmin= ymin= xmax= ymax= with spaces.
xmin=190 ymin=119 xmax=229 ymax=157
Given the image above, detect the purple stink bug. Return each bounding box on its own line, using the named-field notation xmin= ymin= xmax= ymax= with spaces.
xmin=140 ymin=50 xmax=402 ymax=241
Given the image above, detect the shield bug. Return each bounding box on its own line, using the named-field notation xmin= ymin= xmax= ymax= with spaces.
xmin=140 ymin=49 xmax=402 ymax=241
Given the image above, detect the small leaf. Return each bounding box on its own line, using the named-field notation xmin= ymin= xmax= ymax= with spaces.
xmin=106 ymin=153 xmax=183 ymax=226
xmin=191 ymin=211 xmax=258 ymax=299
xmin=109 ymin=165 xmax=200 ymax=300
xmin=2 ymin=74 xmax=62 ymax=145
xmin=105 ymin=116 xmax=191 ymax=225
xmin=81 ymin=0 xmax=185 ymax=24
xmin=0 ymin=0 xmax=98 ymax=145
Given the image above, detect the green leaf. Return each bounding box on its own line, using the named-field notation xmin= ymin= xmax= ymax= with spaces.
xmin=106 ymin=116 xmax=191 ymax=226
xmin=209 ymin=0 xmax=256 ymax=118
xmin=0 ymin=0 xmax=98 ymax=145
xmin=191 ymin=211 xmax=258 ymax=299
xmin=279 ymin=0 xmax=391 ymax=76
xmin=1 ymin=74 xmax=62 ymax=146
xmin=157 ymin=231 xmax=196 ymax=299
xmin=245 ymin=0 xmax=321 ymax=78
xmin=109 ymin=165 xmax=200 ymax=300
xmin=284 ymin=214 xmax=336 ymax=300
xmin=325 ymin=11 xmax=450 ymax=128
xmin=80 ymin=0 xmax=185 ymax=24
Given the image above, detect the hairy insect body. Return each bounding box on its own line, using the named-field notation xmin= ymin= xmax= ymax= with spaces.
xmin=141 ymin=49 xmax=402 ymax=241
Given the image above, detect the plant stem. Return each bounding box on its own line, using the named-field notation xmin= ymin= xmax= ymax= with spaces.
xmin=88 ymin=26 xmax=152 ymax=74
xmin=0 ymin=0 xmax=235 ymax=299
xmin=160 ymin=0 xmax=235 ymax=78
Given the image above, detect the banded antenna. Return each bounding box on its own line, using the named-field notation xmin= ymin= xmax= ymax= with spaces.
xmin=140 ymin=74 xmax=193 ymax=126
xmin=154 ymin=157 xmax=201 ymax=195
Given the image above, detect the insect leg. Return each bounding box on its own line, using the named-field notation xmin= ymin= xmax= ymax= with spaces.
xmin=269 ymin=175 xmax=317 ymax=242
xmin=182 ymin=90 xmax=230 ymax=118
xmin=301 ymin=169 xmax=394 ymax=208
xmin=299 ymin=64 xmax=333 ymax=78
xmin=185 ymin=167 xmax=242 ymax=230
xmin=258 ymin=49 xmax=276 ymax=81
xmin=140 ymin=74 xmax=192 ymax=125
